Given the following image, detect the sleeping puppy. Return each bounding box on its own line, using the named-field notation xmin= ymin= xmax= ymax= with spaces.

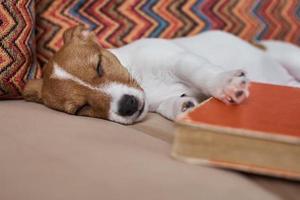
xmin=23 ymin=25 xmax=148 ymax=124
xmin=23 ymin=25 xmax=300 ymax=124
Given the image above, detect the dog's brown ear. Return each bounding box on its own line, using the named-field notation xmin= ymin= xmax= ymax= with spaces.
xmin=63 ymin=24 xmax=95 ymax=44
xmin=22 ymin=79 xmax=43 ymax=103
xmin=63 ymin=26 xmax=75 ymax=44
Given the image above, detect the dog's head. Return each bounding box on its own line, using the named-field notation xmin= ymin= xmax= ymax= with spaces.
xmin=24 ymin=25 xmax=148 ymax=124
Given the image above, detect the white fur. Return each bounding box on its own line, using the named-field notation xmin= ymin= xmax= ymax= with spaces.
xmin=51 ymin=63 xmax=147 ymax=124
xmin=110 ymin=30 xmax=300 ymax=121
xmin=261 ymin=40 xmax=300 ymax=84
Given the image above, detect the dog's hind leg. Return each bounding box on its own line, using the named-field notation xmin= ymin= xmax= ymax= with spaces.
xmin=261 ymin=41 xmax=300 ymax=82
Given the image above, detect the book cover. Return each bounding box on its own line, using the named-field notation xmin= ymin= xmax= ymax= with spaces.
xmin=172 ymin=82 xmax=300 ymax=180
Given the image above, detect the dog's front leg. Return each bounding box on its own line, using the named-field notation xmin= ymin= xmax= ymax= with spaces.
xmin=156 ymin=95 xmax=198 ymax=120
xmin=173 ymin=52 xmax=250 ymax=104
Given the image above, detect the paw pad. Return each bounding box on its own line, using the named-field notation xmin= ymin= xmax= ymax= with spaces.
xmin=181 ymin=101 xmax=195 ymax=112
xmin=213 ymin=69 xmax=250 ymax=105
xmin=235 ymin=90 xmax=244 ymax=98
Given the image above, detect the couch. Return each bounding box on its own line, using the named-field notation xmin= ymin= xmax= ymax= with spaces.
xmin=1 ymin=101 xmax=299 ymax=200
xmin=0 ymin=1 xmax=299 ymax=199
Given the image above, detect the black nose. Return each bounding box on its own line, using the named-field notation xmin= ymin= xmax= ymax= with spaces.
xmin=118 ymin=95 xmax=139 ymax=116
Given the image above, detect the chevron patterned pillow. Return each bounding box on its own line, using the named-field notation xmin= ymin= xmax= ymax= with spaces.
xmin=0 ymin=0 xmax=42 ymax=99
xmin=36 ymin=0 xmax=300 ymax=66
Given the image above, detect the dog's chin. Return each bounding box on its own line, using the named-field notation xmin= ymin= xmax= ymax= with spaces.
xmin=108 ymin=100 xmax=149 ymax=125
xmin=134 ymin=99 xmax=149 ymax=123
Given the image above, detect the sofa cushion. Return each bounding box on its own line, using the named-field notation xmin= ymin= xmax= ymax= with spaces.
xmin=130 ymin=113 xmax=174 ymax=143
xmin=0 ymin=1 xmax=41 ymax=99
xmin=35 ymin=0 xmax=300 ymax=66
xmin=0 ymin=100 xmax=286 ymax=200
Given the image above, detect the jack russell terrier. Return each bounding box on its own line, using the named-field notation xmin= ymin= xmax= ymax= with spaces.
xmin=23 ymin=25 xmax=300 ymax=124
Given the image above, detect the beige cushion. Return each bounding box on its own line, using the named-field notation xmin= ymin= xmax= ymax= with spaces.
xmin=0 ymin=101 xmax=297 ymax=200
xmin=130 ymin=113 xmax=174 ymax=143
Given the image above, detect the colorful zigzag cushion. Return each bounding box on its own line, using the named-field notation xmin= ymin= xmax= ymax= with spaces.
xmin=0 ymin=0 xmax=41 ymax=99
xmin=36 ymin=0 xmax=300 ymax=66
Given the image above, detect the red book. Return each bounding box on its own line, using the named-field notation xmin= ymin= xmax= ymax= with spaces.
xmin=172 ymin=82 xmax=300 ymax=180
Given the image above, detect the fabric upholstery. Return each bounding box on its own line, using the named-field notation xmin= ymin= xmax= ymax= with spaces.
xmin=130 ymin=113 xmax=175 ymax=143
xmin=0 ymin=0 xmax=41 ymax=99
xmin=36 ymin=0 xmax=300 ymax=66
xmin=2 ymin=100 xmax=299 ymax=200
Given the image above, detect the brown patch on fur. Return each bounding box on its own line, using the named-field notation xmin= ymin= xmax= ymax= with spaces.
xmin=249 ymin=41 xmax=267 ymax=51
xmin=23 ymin=25 xmax=142 ymax=120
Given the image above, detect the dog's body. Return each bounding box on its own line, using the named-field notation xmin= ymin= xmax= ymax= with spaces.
xmin=110 ymin=30 xmax=300 ymax=120
xmin=23 ymin=26 xmax=300 ymax=124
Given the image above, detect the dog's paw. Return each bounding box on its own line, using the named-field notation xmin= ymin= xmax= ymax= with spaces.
xmin=211 ymin=70 xmax=250 ymax=104
xmin=176 ymin=96 xmax=198 ymax=115
xmin=156 ymin=96 xmax=198 ymax=121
